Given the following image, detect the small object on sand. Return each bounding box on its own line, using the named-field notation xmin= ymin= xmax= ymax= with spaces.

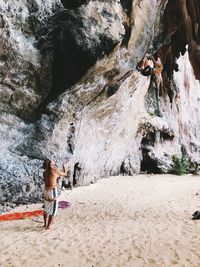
xmin=192 ymin=210 xmax=200 ymax=220
xmin=58 ymin=201 xmax=71 ymax=209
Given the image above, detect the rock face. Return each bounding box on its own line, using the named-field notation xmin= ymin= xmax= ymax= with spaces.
xmin=0 ymin=0 xmax=200 ymax=210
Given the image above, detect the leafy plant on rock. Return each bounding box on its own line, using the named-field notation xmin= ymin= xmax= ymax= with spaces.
xmin=172 ymin=155 xmax=186 ymax=175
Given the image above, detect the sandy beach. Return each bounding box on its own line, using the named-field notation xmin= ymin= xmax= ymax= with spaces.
xmin=1 ymin=174 xmax=200 ymax=267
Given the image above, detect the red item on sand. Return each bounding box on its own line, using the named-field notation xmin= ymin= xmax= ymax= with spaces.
xmin=0 ymin=201 xmax=71 ymax=221
xmin=0 ymin=210 xmax=43 ymax=221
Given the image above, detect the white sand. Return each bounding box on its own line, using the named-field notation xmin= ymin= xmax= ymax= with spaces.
xmin=1 ymin=174 xmax=200 ymax=267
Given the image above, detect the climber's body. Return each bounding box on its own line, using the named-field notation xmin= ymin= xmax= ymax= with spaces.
xmin=137 ymin=53 xmax=163 ymax=117
xmin=136 ymin=56 xmax=152 ymax=76
xmin=137 ymin=54 xmax=163 ymax=77
xmin=150 ymin=55 xmax=163 ymax=75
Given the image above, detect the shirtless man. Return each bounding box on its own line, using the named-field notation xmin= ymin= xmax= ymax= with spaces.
xmin=136 ymin=54 xmax=163 ymax=76
xmin=43 ymin=159 xmax=68 ymax=230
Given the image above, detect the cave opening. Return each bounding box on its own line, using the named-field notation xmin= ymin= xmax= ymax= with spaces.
xmin=73 ymin=162 xmax=81 ymax=186
xmin=140 ymin=152 xmax=161 ymax=174
xmin=140 ymin=136 xmax=161 ymax=174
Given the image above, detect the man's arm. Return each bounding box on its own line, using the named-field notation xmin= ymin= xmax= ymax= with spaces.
xmin=57 ymin=163 xmax=68 ymax=177
xmin=150 ymin=55 xmax=157 ymax=64
xmin=150 ymin=55 xmax=162 ymax=67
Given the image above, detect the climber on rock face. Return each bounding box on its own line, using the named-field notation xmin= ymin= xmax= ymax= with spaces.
xmin=136 ymin=55 xmax=152 ymax=76
xmin=136 ymin=53 xmax=163 ymax=77
xmin=151 ymin=53 xmax=163 ymax=75
xmin=137 ymin=52 xmax=163 ymax=117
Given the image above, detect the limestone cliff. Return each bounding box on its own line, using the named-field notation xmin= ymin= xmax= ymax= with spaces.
xmin=0 ymin=0 xmax=200 ymax=210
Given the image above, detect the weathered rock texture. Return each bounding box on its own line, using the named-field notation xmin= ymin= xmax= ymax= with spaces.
xmin=0 ymin=0 xmax=200 ymax=210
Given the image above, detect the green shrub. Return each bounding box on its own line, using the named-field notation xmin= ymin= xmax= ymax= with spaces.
xmin=172 ymin=155 xmax=186 ymax=175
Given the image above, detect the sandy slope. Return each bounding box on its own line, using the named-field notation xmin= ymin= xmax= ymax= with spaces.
xmin=1 ymin=174 xmax=200 ymax=267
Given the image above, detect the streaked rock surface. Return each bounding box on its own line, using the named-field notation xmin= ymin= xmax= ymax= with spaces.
xmin=0 ymin=0 xmax=200 ymax=210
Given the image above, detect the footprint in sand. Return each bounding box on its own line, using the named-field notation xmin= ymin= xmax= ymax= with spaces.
xmin=170 ymin=260 xmax=179 ymax=265
xmin=174 ymin=239 xmax=180 ymax=246
xmin=61 ymin=248 xmax=69 ymax=254
xmin=174 ymin=250 xmax=180 ymax=261
xmin=148 ymin=258 xmax=157 ymax=264
xmin=186 ymin=258 xmax=193 ymax=264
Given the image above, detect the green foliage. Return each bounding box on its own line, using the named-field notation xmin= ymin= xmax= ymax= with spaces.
xmin=148 ymin=109 xmax=160 ymax=117
xmin=172 ymin=155 xmax=186 ymax=175
xmin=149 ymin=112 xmax=156 ymax=117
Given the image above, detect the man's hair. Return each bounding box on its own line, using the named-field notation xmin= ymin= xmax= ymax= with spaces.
xmin=42 ymin=159 xmax=51 ymax=170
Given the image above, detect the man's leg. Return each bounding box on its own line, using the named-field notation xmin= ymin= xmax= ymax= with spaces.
xmin=46 ymin=190 xmax=58 ymax=230
xmin=46 ymin=215 xmax=54 ymax=229
xmin=43 ymin=212 xmax=47 ymax=227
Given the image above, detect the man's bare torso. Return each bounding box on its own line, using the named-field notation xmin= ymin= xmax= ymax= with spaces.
xmin=43 ymin=161 xmax=67 ymax=190
xmin=43 ymin=169 xmax=58 ymax=189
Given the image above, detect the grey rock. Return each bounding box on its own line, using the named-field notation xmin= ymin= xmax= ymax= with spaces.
xmin=1 ymin=0 xmax=200 ymax=211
